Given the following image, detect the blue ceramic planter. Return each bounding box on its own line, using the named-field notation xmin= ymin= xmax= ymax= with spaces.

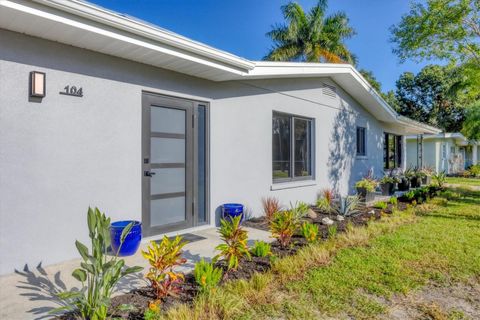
xmin=110 ymin=220 xmax=142 ymax=256
xmin=222 ymin=203 xmax=244 ymax=222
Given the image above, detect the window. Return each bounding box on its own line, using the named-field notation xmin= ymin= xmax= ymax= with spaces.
xmin=384 ymin=133 xmax=402 ymax=169
xmin=273 ymin=112 xmax=313 ymax=182
xmin=356 ymin=127 xmax=366 ymax=156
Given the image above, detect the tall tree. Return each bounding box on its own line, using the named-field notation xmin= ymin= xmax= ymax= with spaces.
xmin=359 ymin=69 xmax=400 ymax=110
xmin=264 ymin=0 xmax=356 ymax=64
xmin=462 ymin=101 xmax=480 ymax=140
xmin=390 ymin=0 xmax=480 ymax=65
xmin=394 ymin=65 xmax=466 ymax=132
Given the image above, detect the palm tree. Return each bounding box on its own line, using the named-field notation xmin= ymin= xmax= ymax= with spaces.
xmin=265 ymin=0 xmax=357 ymax=64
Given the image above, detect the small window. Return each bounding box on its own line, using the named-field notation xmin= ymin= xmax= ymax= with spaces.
xmin=356 ymin=127 xmax=366 ymax=156
xmin=273 ymin=112 xmax=313 ymax=182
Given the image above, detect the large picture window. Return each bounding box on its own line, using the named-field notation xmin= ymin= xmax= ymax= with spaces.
xmin=273 ymin=112 xmax=313 ymax=182
xmin=384 ymin=133 xmax=402 ymax=169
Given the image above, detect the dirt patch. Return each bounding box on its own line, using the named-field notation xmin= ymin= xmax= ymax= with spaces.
xmin=383 ymin=278 xmax=480 ymax=320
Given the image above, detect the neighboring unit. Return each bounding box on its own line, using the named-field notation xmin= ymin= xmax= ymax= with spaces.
xmin=0 ymin=0 xmax=440 ymax=275
xmin=406 ymin=133 xmax=479 ymax=174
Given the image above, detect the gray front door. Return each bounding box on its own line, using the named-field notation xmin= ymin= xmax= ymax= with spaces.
xmin=142 ymin=93 xmax=195 ymax=236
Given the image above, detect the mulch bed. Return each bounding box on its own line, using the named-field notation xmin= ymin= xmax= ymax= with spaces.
xmin=56 ymin=200 xmax=411 ymax=319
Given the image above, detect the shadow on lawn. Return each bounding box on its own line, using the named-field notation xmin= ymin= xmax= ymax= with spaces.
xmin=16 ymin=262 xmax=144 ymax=320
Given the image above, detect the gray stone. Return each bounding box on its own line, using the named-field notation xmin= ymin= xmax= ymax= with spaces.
xmin=336 ymin=215 xmax=345 ymax=221
xmin=321 ymin=217 xmax=334 ymax=225
xmin=307 ymin=208 xmax=317 ymax=219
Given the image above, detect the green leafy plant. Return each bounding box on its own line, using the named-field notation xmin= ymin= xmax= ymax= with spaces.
xmin=144 ymin=301 xmax=161 ymax=320
xmin=214 ymin=216 xmax=251 ymax=271
xmin=467 ymin=164 xmax=480 ymax=177
xmin=334 ymin=195 xmax=362 ymax=217
xmin=261 ymin=196 xmax=281 ymax=221
xmin=420 ymin=166 xmax=435 ymax=177
xmin=54 ymin=208 xmax=143 ymax=320
xmin=432 ymin=171 xmax=446 ymax=188
xmin=355 ymin=178 xmax=377 ymax=192
xmin=194 ymin=259 xmax=223 ymax=293
xmin=301 ymin=222 xmax=319 ymax=243
xmin=142 ymin=235 xmax=188 ymax=299
xmin=373 ymin=201 xmax=388 ymax=210
xmin=250 ymin=240 xmax=272 ymax=257
xmin=389 ymin=196 xmax=398 ymax=207
xmin=316 ymin=188 xmax=335 ymax=213
xmin=327 ymin=225 xmax=337 ymax=239
xmin=289 ymin=201 xmax=310 ymax=221
xmin=270 ymin=210 xmax=298 ymax=247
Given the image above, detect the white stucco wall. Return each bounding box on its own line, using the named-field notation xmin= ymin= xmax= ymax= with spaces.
xmin=1 ymin=29 xmax=387 ymax=274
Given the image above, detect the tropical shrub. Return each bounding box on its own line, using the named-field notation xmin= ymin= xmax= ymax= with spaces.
xmin=432 ymin=171 xmax=446 ymax=188
xmin=467 ymin=164 xmax=480 ymax=177
xmin=194 ymin=259 xmax=223 ymax=293
xmin=142 ymin=235 xmax=188 ymax=299
xmin=316 ymin=198 xmax=332 ymax=213
xmin=214 ymin=216 xmax=251 ymax=271
xmin=290 ymin=201 xmax=310 ymax=220
xmin=261 ymin=197 xmax=281 ymax=221
xmin=270 ymin=210 xmax=298 ymax=247
xmin=301 ymin=222 xmax=319 ymax=243
xmin=327 ymin=224 xmax=338 ymax=239
xmin=373 ymin=201 xmax=388 ymax=210
xmin=334 ymin=195 xmax=362 ymax=217
xmin=355 ymin=178 xmax=377 ymax=192
xmin=54 ymin=208 xmax=143 ymax=320
xmin=250 ymin=240 xmax=272 ymax=257
xmin=389 ymin=196 xmax=398 ymax=207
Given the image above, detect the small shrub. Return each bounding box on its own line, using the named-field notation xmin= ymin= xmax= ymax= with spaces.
xmin=54 ymin=208 xmax=143 ymax=320
xmin=301 ymin=222 xmax=319 ymax=243
xmin=327 ymin=224 xmax=337 ymax=239
xmin=250 ymin=240 xmax=272 ymax=257
xmin=270 ymin=210 xmax=297 ymax=247
xmin=144 ymin=301 xmax=161 ymax=320
xmin=432 ymin=171 xmax=446 ymax=188
xmin=142 ymin=235 xmax=188 ymax=299
xmin=214 ymin=215 xmax=251 ymax=271
xmin=439 ymin=190 xmax=460 ymax=201
xmin=355 ymin=178 xmax=377 ymax=192
xmin=316 ymin=198 xmax=332 ymax=213
xmin=261 ymin=197 xmax=280 ymax=221
xmin=290 ymin=201 xmax=310 ymax=220
xmin=334 ymin=195 xmax=362 ymax=217
xmin=373 ymin=201 xmax=388 ymax=210
xmin=389 ymin=196 xmax=398 ymax=207
xmin=194 ymin=259 xmax=223 ymax=292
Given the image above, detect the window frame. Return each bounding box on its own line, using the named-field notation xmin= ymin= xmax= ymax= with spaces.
xmin=272 ymin=111 xmax=314 ymax=183
xmin=356 ymin=126 xmax=367 ymax=157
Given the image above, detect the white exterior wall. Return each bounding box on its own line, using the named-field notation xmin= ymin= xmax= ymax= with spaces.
xmin=1 ymin=29 xmax=386 ymax=274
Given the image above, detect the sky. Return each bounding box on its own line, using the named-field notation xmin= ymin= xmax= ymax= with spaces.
xmin=89 ymin=0 xmax=442 ymax=92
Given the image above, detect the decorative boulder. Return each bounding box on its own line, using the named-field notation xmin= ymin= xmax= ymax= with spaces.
xmin=307 ymin=208 xmax=317 ymax=219
xmin=336 ymin=215 xmax=345 ymax=221
xmin=368 ymin=210 xmax=375 ymax=215
xmin=321 ymin=217 xmax=334 ymax=225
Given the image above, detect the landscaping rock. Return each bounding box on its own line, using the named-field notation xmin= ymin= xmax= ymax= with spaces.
xmin=321 ymin=217 xmax=334 ymax=225
xmin=307 ymin=208 xmax=317 ymax=219
xmin=336 ymin=215 xmax=345 ymax=221
xmin=368 ymin=210 xmax=375 ymax=215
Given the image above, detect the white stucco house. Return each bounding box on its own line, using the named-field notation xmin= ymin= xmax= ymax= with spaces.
xmin=406 ymin=133 xmax=479 ymax=174
xmin=0 ymin=0 xmax=440 ymax=275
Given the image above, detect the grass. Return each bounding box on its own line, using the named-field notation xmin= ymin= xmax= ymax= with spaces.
xmin=162 ymin=186 xmax=480 ymax=320
xmin=445 ymin=176 xmax=480 ymax=186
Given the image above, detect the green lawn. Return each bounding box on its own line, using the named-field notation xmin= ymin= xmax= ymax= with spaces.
xmin=164 ymin=187 xmax=480 ymax=320
xmin=446 ymin=176 xmax=480 ymax=187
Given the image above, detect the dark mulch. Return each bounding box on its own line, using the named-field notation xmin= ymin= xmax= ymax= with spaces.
xmin=215 ymin=256 xmax=272 ymax=282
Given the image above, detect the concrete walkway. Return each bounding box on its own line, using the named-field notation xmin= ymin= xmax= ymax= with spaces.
xmin=0 ymin=227 xmax=271 ymax=320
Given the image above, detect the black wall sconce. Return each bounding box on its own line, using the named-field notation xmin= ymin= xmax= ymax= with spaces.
xmin=30 ymin=71 xmax=46 ymax=98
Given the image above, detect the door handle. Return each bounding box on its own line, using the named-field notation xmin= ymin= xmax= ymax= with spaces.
xmin=144 ymin=170 xmax=156 ymax=177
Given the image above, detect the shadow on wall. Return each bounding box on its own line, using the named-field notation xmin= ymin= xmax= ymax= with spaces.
xmin=327 ymin=107 xmax=356 ymax=195
xmin=15 ymin=262 xmax=144 ymax=319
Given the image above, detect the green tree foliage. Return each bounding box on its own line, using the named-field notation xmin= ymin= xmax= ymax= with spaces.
xmin=462 ymin=101 xmax=480 ymax=140
xmin=359 ymin=69 xmax=382 ymax=93
xmin=265 ymin=0 xmax=356 ymax=64
xmin=391 ymin=0 xmax=480 ymax=65
xmin=394 ymin=65 xmax=467 ymax=131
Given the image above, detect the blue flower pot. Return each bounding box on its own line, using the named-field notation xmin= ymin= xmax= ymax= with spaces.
xmin=110 ymin=220 xmax=142 ymax=256
xmin=222 ymin=203 xmax=244 ymax=222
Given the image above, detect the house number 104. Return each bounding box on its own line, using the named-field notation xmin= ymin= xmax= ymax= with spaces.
xmin=59 ymin=85 xmax=83 ymax=97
